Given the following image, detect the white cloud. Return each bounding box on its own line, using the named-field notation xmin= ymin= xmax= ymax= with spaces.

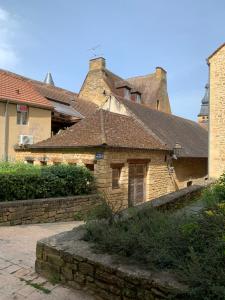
xmin=0 ymin=7 xmax=19 ymax=69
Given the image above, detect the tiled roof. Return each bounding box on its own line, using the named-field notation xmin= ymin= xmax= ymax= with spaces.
xmin=127 ymin=74 xmax=161 ymax=108
xmin=31 ymin=81 xmax=77 ymax=104
xmin=0 ymin=69 xmax=95 ymax=119
xmin=0 ymin=70 xmax=52 ymax=109
xmin=120 ymin=98 xmax=208 ymax=158
xmin=103 ymin=68 xmax=168 ymax=111
xmin=30 ymin=109 xmax=167 ymax=151
xmin=71 ymin=97 xmax=98 ymax=118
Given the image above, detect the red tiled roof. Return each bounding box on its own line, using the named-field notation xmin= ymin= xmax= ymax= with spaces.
xmin=29 ymin=109 xmax=168 ymax=151
xmin=30 ymin=81 xmax=77 ymax=104
xmin=0 ymin=70 xmax=52 ymax=109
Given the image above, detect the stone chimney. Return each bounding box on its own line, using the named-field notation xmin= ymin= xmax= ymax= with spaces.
xmin=155 ymin=67 xmax=167 ymax=80
xmin=89 ymin=57 xmax=106 ymax=71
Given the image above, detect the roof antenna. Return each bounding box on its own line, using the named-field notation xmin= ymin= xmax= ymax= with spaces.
xmin=44 ymin=72 xmax=55 ymax=86
xmin=88 ymin=44 xmax=104 ymax=58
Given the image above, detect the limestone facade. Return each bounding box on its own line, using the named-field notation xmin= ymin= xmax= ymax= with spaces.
xmin=16 ymin=148 xmax=207 ymax=209
xmin=208 ymin=44 xmax=225 ymax=178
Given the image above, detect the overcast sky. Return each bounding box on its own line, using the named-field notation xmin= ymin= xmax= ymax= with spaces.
xmin=0 ymin=0 xmax=224 ymax=120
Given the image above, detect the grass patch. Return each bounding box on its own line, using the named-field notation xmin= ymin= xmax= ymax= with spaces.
xmin=84 ymin=183 xmax=225 ymax=299
xmin=20 ymin=278 xmax=51 ymax=294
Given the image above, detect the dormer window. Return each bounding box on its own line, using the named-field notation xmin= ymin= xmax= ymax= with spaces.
xmin=124 ymin=87 xmax=130 ymax=100
xmin=136 ymin=93 xmax=141 ymax=104
xmin=115 ymin=81 xmax=132 ymax=100
xmin=131 ymin=91 xmax=141 ymax=103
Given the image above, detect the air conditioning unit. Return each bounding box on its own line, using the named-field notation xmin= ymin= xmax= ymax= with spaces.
xmin=19 ymin=135 xmax=33 ymax=146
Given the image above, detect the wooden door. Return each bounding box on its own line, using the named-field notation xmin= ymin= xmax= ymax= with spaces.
xmin=128 ymin=164 xmax=146 ymax=206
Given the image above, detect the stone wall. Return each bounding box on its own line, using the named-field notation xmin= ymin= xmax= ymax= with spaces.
xmin=173 ymin=157 xmax=208 ymax=189
xmin=35 ymin=186 xmax=206 ymax=299
xmin=36 ymin=227 xmax=186 ymax=300
xmin=0 ymin=194 xmax=99 ymax=226
xmin=78 ymin=58 xmax=110 ymax=107
xmin=208 ymin=44 xmax=225 ymax=178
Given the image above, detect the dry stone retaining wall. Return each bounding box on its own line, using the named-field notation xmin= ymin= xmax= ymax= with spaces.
xmin=36 ymin=227 xmax=186 ymax=300
xmin=0 ymin=194 xmax=99 ymax=226
xmin=35 ymin=186 xmax=204 ymax=299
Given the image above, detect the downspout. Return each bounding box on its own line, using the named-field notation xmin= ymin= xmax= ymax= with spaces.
xmin=3 ymin=101 xmax=9 ymax=161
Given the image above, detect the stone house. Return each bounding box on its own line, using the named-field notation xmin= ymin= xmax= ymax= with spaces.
xmin=79 ymin=57 xmax=171 ymax=113
xmin=16 ymin=85 xmax=207 ymax=208
xmin=2 ymin=56 xmax=207 ymax=207
xmin=208 ymin=43 xmax=225 ymax=178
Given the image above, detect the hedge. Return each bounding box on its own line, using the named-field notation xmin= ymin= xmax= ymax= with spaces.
xmin=0 ymin=164 xmax=95 ymax=201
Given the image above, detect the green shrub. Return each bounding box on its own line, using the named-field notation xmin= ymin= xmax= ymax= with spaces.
xmin=84 ymin=200 xmax=113 ymax=221
xmin=0 ymin=162 xmax=40 ymax=174
xmin=73 ymin=201 xmax=113 ymax=221
xmin=0 ymin=163 xmax=95 ymax=201
xmin=84 ymin=183 xmax=225 ymax=299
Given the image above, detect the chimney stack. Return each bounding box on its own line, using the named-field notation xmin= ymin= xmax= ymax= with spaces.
xmin=89 ymin=57 xmax=106 ymax=71
xmin=155 ymin=67 xmax=167 ymax=80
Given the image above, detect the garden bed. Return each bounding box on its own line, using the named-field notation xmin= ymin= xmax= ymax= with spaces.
xmin=84 ymin=183 xmax=225 ymax=299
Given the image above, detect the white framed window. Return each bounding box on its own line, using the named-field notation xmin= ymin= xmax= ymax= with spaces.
xmin=17 ymin=105 xmax=28 ymax=125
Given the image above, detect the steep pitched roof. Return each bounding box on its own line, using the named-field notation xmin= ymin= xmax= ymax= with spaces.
xmin=0 ymin=70 xmax=53 ymax=109
xmin=119 ymin=98 xmax=208 ymax=158
xmin=102 ymin=67 xmax=171 ymax=113
xmin=126 ymin=74 xmax=160 ymax=107
xmin=30 ymin=109 xmax=168 ymax=151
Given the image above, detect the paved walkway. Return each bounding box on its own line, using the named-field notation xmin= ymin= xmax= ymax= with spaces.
xmin=0 ymin=222 xmax=94 ymax=300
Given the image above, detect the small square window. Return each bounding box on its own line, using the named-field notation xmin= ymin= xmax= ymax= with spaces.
xmin=86 ymin=164 xmax=94 ymax=172
xmin=112 ymin=167 xmax=121 ymax=189
xmin=26 ymin=160 xmax=34 ymax=164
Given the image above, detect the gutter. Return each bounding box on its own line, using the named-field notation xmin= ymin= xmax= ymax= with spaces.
xmin=3 ymin=100 xmax=9 ymax=161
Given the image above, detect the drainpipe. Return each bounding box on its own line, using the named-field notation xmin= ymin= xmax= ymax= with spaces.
xmin=3 ymin=101 xmax=9 ymax=161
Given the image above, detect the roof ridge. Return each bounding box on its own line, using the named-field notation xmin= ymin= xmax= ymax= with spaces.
xmin=127 ymin=73 xmax=155 ymax=81
xmin=0 ymin=68 xmax=77 ymax=96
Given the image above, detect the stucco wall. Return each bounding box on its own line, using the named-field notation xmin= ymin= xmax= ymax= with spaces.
xmin=0 ymin=102 xmax=51 ymax=160
xmin=0 ymin=102 xmax=5 ymax=160
xmin=209 ymin=45 xmax=225 ymax=178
